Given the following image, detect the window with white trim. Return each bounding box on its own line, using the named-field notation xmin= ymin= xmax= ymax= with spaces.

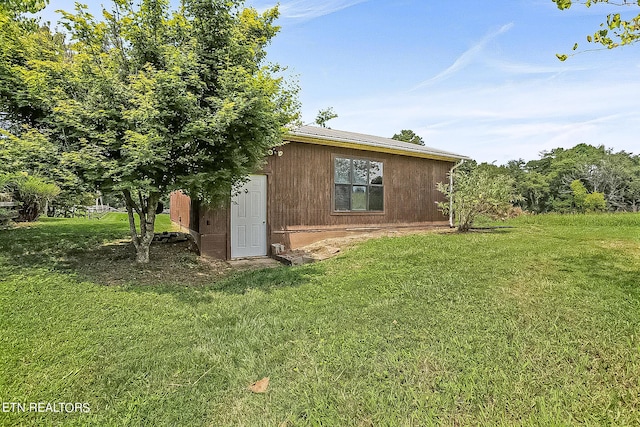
xmin=334 ymin=157 xmax=383 ymax=212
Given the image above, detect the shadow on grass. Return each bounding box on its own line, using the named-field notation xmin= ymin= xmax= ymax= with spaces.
xmin=0 ymin=215 xmax=224 ymax=287
xmin=557 ymin=252 xmax=640 ymax=298
xmin=0 ymin=217 xmax=134 ymax=269
xmin=212 ymin=263 xmax=325 ymax=294
xmin=466 ymin=227 xmax=514 ymax=234
xmin=0 ymin=213 xmax=175 ymax=267
xmin=1 ymin=218 xmax=327 ymax=301
xmin=122 ymin=262 xmax=326 ymax=304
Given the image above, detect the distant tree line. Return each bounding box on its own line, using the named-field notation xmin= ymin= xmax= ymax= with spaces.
xmin=395 ymin=129 xmax=640 ymax=214
xmin=466 ymin=143 xmax=640 ymax=214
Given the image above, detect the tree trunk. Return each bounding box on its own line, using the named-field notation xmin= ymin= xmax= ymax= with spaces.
xmin=123 ymin=190 xmax=160 ymax=264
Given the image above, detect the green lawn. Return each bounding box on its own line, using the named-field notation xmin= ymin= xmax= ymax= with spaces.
xmin=1 ymin=213 xmax=639 ymax=425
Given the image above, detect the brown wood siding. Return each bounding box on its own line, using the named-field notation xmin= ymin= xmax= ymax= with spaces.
xmin=171 ymin=141 xmax=454 ymax=258
xmin=198 ymin=204 xmax=229 ymax=260
xmin=170 ymin=191 xmax=229 ymax=258
xmin=267 ymin=141 xmax=452 ymax=231
xmin=169 ymin=191 xmax=191 ymax=229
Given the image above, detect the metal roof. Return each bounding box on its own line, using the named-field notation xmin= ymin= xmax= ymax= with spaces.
xmin=285 ymin=125 xmax=470 ymax=162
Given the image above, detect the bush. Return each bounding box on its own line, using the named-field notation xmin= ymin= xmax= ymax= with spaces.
xmin=570 ymin=179 xmax=607 ymax=213
xmin=437 ymin=168 xmax=523 ymax=232
xmin=585 ymin=192 xmax=606 ymax=212
xmin=14 ymin=174 xmax=61 ymax=221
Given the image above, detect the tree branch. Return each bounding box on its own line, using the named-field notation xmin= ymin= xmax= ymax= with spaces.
xmin=123 ymin=189 xmax=142 ymax=216
xmin=138 ymin=190 xmax=147 ymax=235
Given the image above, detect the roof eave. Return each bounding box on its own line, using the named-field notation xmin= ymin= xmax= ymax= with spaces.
xmin=284 ymin=134 xmax=470 ymax=162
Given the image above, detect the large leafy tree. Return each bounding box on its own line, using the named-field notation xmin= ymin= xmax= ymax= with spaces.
xmin=2 ymin=0 xmax=298 ymax=263
xmin=0 ymin=0 xmax=60 ymax=130
xmin=391 ymin=129 xmax=425 ymax=146
xmin=0 ymin=1 xmax=93 ymax=217
xmin=0 ymin=0 xmax=47 ymax=13
xmin=500 ymin=160 xmax=550 ymax=213
xmin=554 ymin=0 xmax=640 ymax=60
xmin=315 ymin=107 xmax=338 ymax=128
xmin=527 ymin=144 xmax=606 ymax=212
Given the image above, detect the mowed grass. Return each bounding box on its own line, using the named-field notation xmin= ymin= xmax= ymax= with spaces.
xmin=1 ymin=213 xmax=639 ymax=425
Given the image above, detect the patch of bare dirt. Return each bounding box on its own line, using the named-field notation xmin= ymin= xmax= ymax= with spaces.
xmin=66 ymin=240 xmax=232 ymax=286
xmin=299 ymin=227 xmax=455 ymax=261
xmin=66 ymin=227 xmax=455 ymax=284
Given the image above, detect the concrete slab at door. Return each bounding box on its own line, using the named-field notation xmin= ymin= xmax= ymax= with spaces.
xmin=231 ymin=175 xmax=267 ymax=258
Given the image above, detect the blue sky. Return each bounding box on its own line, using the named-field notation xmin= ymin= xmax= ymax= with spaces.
xmin=41 ymin=0 xmax=640 ymax=163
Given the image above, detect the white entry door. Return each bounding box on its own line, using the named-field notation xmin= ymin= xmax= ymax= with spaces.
xmin=231 ymin=175 xmax=267 ymax=258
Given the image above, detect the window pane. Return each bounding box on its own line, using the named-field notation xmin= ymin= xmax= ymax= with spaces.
xmin=351 ymin=186 xmax=367 ymax=210
xmin=334 ymin=158 xmax=351 ymax=184
xmin=335 ymin=184 xmax=350 ymax=211
xmin=369 ymin=186 xmax=383 ymax=211
xmin=370 ymin=161 xmax=383 ymax=185
xmin=353 ymin=160 xmax=368 ymax=185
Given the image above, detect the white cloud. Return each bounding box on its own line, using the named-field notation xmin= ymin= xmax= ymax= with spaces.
xmin=411 ymin=23 xmax=515 ymax=89
xmin=486 ymin=59 xmax=589 ymax=75
xmin=312 ymin=72 xmax=640 ymax=163
xmin=285 ymin=6 xmax=640 ymax=164
xmin=250 ymin=0 xmax=369 ymax=20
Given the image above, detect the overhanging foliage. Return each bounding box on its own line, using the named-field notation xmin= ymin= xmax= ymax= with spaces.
xmin=0 ymin=0 xmax=300 ymax=262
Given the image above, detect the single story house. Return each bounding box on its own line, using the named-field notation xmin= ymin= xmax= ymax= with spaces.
xmin=170 ymin=125 xmax=470 ymax=259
